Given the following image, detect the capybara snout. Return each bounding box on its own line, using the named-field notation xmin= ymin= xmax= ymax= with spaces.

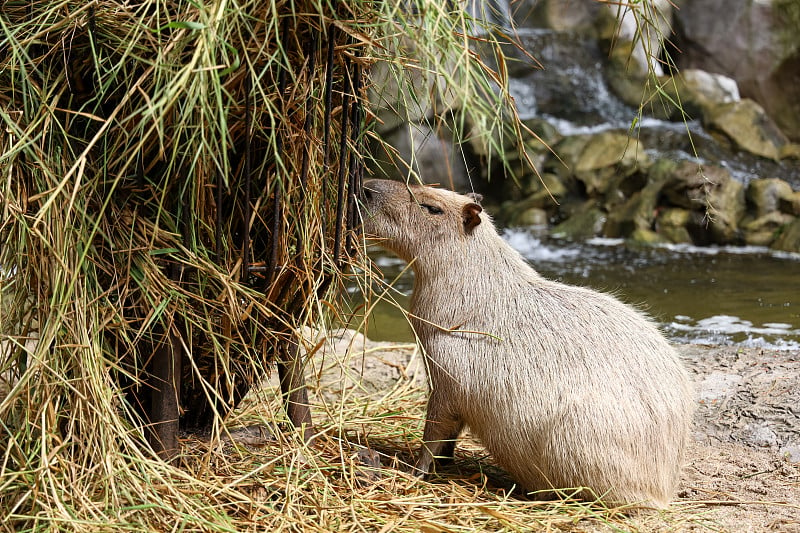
xmin=363 ymin=178 xmax=694 ymax=509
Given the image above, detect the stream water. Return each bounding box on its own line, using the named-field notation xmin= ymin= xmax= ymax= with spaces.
xmin=356 ymin=23 xmax=800 ymax=351
xmin=355 ymin=234 xmax=800 ymax=350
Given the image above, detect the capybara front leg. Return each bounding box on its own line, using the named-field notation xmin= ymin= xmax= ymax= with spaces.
xmin=415 ymin=391 xmax=463 ymax=476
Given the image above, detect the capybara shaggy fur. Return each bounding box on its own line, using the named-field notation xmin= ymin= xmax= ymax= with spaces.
xmin=361 ymin=179 xmax=694 ymax=508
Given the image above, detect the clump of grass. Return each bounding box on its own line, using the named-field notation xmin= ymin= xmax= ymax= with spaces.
xmin=0 ymin=0 xmax=691 ymax=530
xmin=0 ymin=0 xmax=529 ymax=528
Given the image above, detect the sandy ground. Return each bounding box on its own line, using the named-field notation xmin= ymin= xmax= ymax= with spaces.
xmin=310 ymin=330 xmax=800 ymax=532
xmin=676 ymin=344 xmax=800 ymax=532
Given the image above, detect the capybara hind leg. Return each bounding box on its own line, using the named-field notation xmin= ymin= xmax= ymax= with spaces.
xmin=415 ymin=392 xmax=463 ymax=475
xmin=434 ymin=422 xmax=463 ymax=467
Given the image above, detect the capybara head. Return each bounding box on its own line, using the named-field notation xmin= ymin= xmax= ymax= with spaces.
xmin=362 ymin=179 xmax=484 ymax=262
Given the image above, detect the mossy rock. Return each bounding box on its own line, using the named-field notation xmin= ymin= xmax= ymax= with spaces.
xmin=628 ymin=228 xmax=670 ymax=247
xmin=556 ymin=132 xmax=649 ymax=197
xmin=659 ymin=161 xmax=745 ymax=244
xmin=656 ymin=208 xmax=694 ymax=244
xmin=780 ymin=191 xmax=800 ymax=216
xmin=602 ymin=165 xmax=671 ymax=238
xmin=657 ymin=207 xmax=692 ymax=228
xmin=746 ymin=178 xmax=795 ymax=218
xmin=574 ymin=132 xmax=649 ymax=196
xmin=742 ymin=212 xmax=795 ymax=246
xmin=771 ymin=217 xmax=800 ymax=253
xmin=514 ymin=207 xmax=550 ymax=228
xmin=519 ymin=172 xmax=569 ymax=208
xmin=705 ymin=99 xmax=789 ymax=160
xmin=659 ymin=225 xmax=694 ymax=244
xmin=551 ymin=207 xmax=607 ymax=240
xmin=707 ymin=177 xmax=745 ymax=244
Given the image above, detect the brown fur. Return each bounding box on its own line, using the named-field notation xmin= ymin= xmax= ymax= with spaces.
xmin=362 ymin=179 xmax=694 ymax=508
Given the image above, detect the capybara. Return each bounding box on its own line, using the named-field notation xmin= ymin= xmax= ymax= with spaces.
xmin=361 ymin=179 xmax=694 ymax=508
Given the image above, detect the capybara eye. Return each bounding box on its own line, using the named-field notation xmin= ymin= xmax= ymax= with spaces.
xmin=419 ymin=203 xmax=443 ymax=215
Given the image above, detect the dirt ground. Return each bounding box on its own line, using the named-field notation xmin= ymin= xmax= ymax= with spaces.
xmin=676 ymin=344 xmax=800 ymax=532
xmin=311 ymin=330 xmax=800 ymax=532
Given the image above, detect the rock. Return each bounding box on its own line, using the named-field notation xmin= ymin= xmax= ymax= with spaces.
xmin=771 ymin=217 xmax=800 ymax=253
xmin=746 ymin=178 xmax=795 ymax=218
xmin=676 ymin=69 xmax=740 ymax=120
xmin=369 ymin=59 xmax=434 ymax=135
xmin=521 ymin=172 xmax=568 ymax=208
xmin=514 ymin=207 xmax=550 ymax=228
xmin=705 ymin=99 xmax=789 ymax=160
xmin=746 ymin=423 xmax=780 ymax=448
xmin=628 ymin=228 xmax=669 ymax=246
xmin=598 ymin=0 xmax=674 ymax=77
xmin=660 ymin=225 xmax=694 ymax=245
xmin=512 ymin=0 xmax=602 ymax=33
xmin=603 ymin=189 xmax=657 ymax=238
xmin=656 ymin=208 xmax=694 ymax=244
xmin=521 ymin=118 xmax=562 ymax=153
xmin=673 ymin=0 xmax=800 ymax=141
xmin=564 ymin=132 xmax=649 ymax=196
xmin=706 ymin=176 xmax=745 ymax=244
xmin=780 ymin=444 xmax=800 ymax=463
xmin=741 ymin=212 xmax=795 ymax=247
xmin=602 ymin=44 xmax=673 ymax=118
xmin=780 ymin=191 xmax=800 ymax=216
xmin=658 ymin=207 xmax=691 ymax=228
xmin=660 ymin=162 xmax=745 ymax=245
xmin=781 ymin=143 xmax=800 ymax=160
xmin=660 ymin=160 xmax=710 ymax=209
xmin=602 ymin=158 xmax=679 ymax=239
xmin=551 ymin=206 xmax=607 ymax=240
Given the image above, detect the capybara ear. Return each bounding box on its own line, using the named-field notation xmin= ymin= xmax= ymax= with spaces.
xmin=462 ymin=202 xmax=482 ymax=234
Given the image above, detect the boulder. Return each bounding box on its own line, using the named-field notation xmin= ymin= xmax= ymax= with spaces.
xmin=551 ymin=205 xmax=607 ymax=240
xmin=512 ymin=0 xmax=602 ymax=33
xmin=661 ymin=161 xmax=714 ymax=209
xmin=520 ymin=172 xmax=569 ymax=209
xmin=514 ymin=207 xmax=550 ymax=228
xmin=628 ymin=228 xmax=669 ymax=246
xmin=782 ymin=143 xmax=800 ymax=160
xmin=673 ymin=0 xmax=800 ymax=141
xmin=602 ymin=157 xmax=679 ymax=239
xmin=561 ymin=132 xmax=650 ymax=196
xmin=781 ymin=191 xmax=800 ymax=216
xmin=661 ymin=161 xmax=745 ymax=245
xmin=598 ymin=0 xmax=674 ymax=77
xmin=675 ymin=69 xmax=740 ymax=120
xmin=656 ymin=208 xmax=693 ymax=244
xmin=772 ymin=217 xmax=800 ymax=253
xmin=746 ymin=178 xmax=795 ymax=218
xmin=741 ymin=212 xmax=796 ymax=247
xmin=706 ymin=176 xmax=746 ymax=244
xmin=603 ymin=191 xmax=649 ymax=238
xmin=705 ymin=100 xmax=789 ymax=161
